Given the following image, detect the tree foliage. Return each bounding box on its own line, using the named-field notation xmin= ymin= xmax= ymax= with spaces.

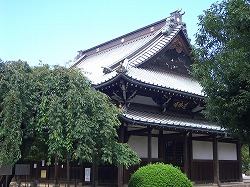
xmin=192 ymin=0 xmax=250 ymax=144
xmin=0 ymin=60 xmax=35 ymax=165
xmin=0 ymin=60 xmax=140 ymax=168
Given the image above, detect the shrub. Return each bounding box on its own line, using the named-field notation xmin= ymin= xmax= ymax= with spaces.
xmin=246 ymin=170 xmax=250 ymax=176
xmin=128 ymin=163 xmax=193 ymax=187
xmin=242 ymin=145 xmax=250 ymax=174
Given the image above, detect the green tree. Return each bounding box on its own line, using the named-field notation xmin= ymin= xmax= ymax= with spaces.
xmin=0 ymin=60 xmax=36 ymax=166
xmin=0 ymin=61 xmax=140 ymax=187
xmin=35 ymin=66 xmax=140 ymax=186
xmin=192 ymin=0 xmax=250 ymax=144
xmin=0 ymin=60 xmax=43 ymax=186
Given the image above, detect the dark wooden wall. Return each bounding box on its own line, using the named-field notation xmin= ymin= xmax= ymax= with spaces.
xmin=191 ymin=160 xmax=214 ymax=183
xmin=219 ymin=161 xmax=240 ymax=182
xmin=191 ymin=160 xmax=240 ymax=183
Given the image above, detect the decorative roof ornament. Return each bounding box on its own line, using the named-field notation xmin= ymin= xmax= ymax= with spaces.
xmin=117 ymin=58 xmax=129 ymax=73
xmin=162 ymin=9 xmax=187 ymax=36
xmin=74 ymin=50 xmax=85 ymax=62
xmin=102 ymin=67 xmax=112 ymax=74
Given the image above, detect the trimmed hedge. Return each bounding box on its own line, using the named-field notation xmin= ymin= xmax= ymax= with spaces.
xmin=128 ymin=163 xmax=193 ymax=187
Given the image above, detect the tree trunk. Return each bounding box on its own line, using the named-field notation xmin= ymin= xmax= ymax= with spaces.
xmin=54 ymin=156 xmax=59 ymax=187
xmin=91 ymin=156 xmax=98 ymax=187
xmin=67 ymin=154 xmax=70 ymax=187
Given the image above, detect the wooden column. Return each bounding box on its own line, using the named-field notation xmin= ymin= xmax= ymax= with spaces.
xmin=237 ymin=140 xmax=243 ymax=182
xmin=148 ymin=127 xmax=152 ymax=163
xmin=91 ymin=158 xmax=98 ymax=187
xmin=80 ymin=164 xmax=83 ymax=185
xmin=213 ymin=136 xmax=219 ymax=184
xmin=189 ymin=133 xmax=193 ymax=180
xmin=158 ymin=130 xmax=163 ymax=161
xmin=118 ymin=123 xmax=125 ymax=187
xmin=66 ymin=154 xmax=70 ymax=187
xmin=183 ymin=132 xmax=189 ymax=177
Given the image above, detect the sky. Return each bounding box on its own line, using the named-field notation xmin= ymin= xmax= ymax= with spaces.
xmin=0 ymin=0 xmax=220 ymax=67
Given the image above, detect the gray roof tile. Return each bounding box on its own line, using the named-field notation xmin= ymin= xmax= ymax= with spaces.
xmin=77 ymin=31 xmax=162 ymax=80
xmin=123 ymin=108 xmax=224 ymax=132
xmin=126 ymin=67 xmax=204 ymax=96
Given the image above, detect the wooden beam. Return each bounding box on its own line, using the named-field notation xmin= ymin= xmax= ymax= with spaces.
xmin=192 ymin=135 xmax=214 ymax=141
xmin=128 ymin=128 xmax=148 ymax=135
xmin=164 ymin=132 xmax=183 ymax=139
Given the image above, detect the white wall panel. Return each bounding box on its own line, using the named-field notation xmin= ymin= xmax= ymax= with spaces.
xmin=218 ymin=142 xmax=237 ymax=160
xmin=128 ymin=136 xmax=158 ymax=158
xmin=192 ymin=140 xmax=213 ymax=160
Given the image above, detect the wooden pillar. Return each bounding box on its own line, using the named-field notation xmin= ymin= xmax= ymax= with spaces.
xmin=237 ymin=141 xmax=243 ymax=182
xmin=189 ymin=133 xmax=193 ymax=180
xmin=158 ymin=130 xmax=163 ymax=161
xmin=66 ymin=155 xmax=70 ymax=187
xmin=35 ymin=162 xmax=39 ymax=180
xmin=80 ymin=164 xmax=83 ymax=185
xmin=213 ymin=136 xmax=219 ymax=184
xmin=183 ymin=132 xmax=189 ymax=177
xmin=91 ymin=159 xmax=98 ymax=187
xmin=118 ymin=123 xmax=125 ymax=187
xmin=148 ymin=127 xmax=152 ymax=163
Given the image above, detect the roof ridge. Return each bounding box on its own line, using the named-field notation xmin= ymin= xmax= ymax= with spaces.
xmin=80 ymin=18 xmax=167 ymax=55
xmin=91 ymin=32 xmax=156 ymax=57
xmin=73 ymin=10 xmax=189 ymax=65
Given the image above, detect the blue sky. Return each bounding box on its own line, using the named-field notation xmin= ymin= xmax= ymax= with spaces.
xmin=0 ymin=0 xmax=220 ymax=67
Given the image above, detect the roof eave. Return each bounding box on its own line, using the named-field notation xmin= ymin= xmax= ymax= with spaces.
xmin=119 ymin=115 xmax=226 ymax=136
xmin=94 ymin=73 xmax=205 ymax=100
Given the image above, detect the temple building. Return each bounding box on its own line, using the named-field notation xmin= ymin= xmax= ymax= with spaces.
xmin=0 ymin=9 xmax=245 ymax=187
xmin=14 ymin=10 xmax=241 ymax=186
xmin=71 ymin=10 xmax=242 ymax=186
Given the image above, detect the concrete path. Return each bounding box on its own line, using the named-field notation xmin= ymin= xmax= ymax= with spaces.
xmin=194 ymin=175 xmax=250 ymax=187
xmin=9 ymin=175 xmax=250 ymax=187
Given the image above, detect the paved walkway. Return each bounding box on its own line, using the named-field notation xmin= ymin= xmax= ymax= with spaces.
xmin=9 ymin=175 xmax=250 ymax=187
xmin=194 ymin=175 xmax=250 ymax=187
xmin=244 ymin=175 xmax=250 ymax=183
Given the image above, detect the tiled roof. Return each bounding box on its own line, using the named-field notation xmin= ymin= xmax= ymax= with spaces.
xmin=126 ymin=25 xmax=183 ymax=69
xmin=126 ymin=67 xmax=204 ymax=96
xmin=94 ymin=67 xmax=204 ymax=97
xmin=76 ymin=24 xmax=186 ymax=85
xmin=122 ymin=108 xmax=224 ymax=133
xmin=75 ymin=11 xmax=202 ymax=97
xmin=77 ymin=31 xmax=160 ymax=84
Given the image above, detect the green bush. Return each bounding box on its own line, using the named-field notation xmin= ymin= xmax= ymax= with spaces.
xmin=246 ymin=170 xmax=250 ymax=176
xmin=128 ymin=163 xmax=193 ymax=187
xmin=242 ymin=144 xmax=250 ymax=174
